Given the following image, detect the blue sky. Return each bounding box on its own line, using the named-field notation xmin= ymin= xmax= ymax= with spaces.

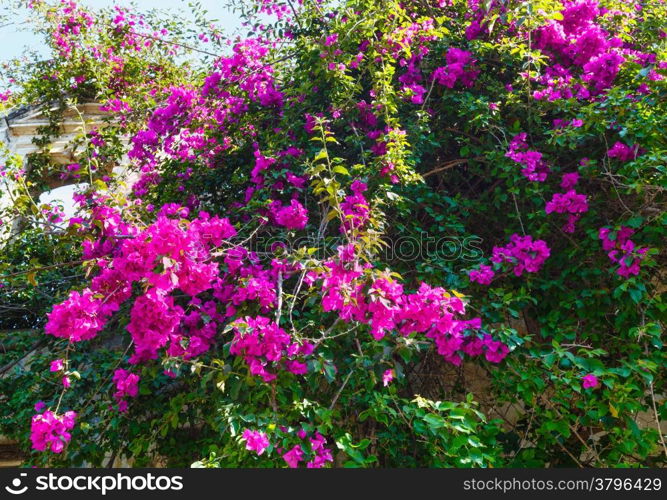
xmin=0 ymin=0 xmax=244 ymax=63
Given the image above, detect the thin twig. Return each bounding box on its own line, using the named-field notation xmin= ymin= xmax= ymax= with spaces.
xmin=512 ymin=192 xmax=526 ymax=235
xmin=648 ymin=379 xmax=667 ymax=459
xmin=275 ymin=270 xmax=283 ymax=323
xmin=329 ymin=371 xmax=353 ymax=410
xmin=0 ymin=259 xmax=86 ymax=280
xmin=422 ymin=158 xmax=468 ymax=178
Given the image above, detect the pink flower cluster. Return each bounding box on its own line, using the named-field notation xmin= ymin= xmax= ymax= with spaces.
xmin=319 ymin=257 xmax=508 ymax=365
xmin=599 ymin=226 xmax=648 ymax=278
xmin=607 ymin=141 xmax=637 ymax=162
xmin=461 ymin=333 xmax=510 ymax=363
xmin=469 ymin=264 xmax=495 ymax=285
xmin=582 ymin=52 xmax=625 ymax=95
xmin=212 ymin=246 xmax=285 ymax=320
xmin=390 ymin=19 xmax=439 ymax=104
xmin=492 ymin=234 xmax=551 ymax=276
xmin=339 ymin=180 xmax=370 ymax=233
xmin=506 ymin=133 xmax=550 ymax=182
xmin=45 ymin=290 xmax=108 ymax=342
xmin=545 ymin=189 xmax=589 ymax=233
xmin=242 ymin=429 xmax=270 ymax=455
xmin=553 ymin=118 xmax=583 ymax=129
xmin=532 ymin=0 xmax=626 ymax=100
xmin=230 ymin=316 xmax=314 ymax=382
xmin=256 ymin=0 xmax=303 ymax=21
xmin=464 ymin=0 xmax=502 ymax=40
xmin=112 ymin=369 xmax=140 ymax=412
xmin=49 ymin=359 xmax=71 ymax=388
xmin=273 ymin=199 xmax=309 ymax=230
xmin=582 ymin=373 xmax=599 ymax=389
xmin=30 ymin=410 xmax=77 ymax=454
xmin=75 ymin=202 xmax=137 ymax=260
xmin=50 ymin=0 xmax=94 ymax=57
xmin=127 ymin=291 xmax=183 ymax=364
xmin=50 ymin=359 xmax=65 ymax=372
xmin=432 ymin=48 xmax=479 ymax=88
xmin=45 ymin=208 xmax=237 ymax=369
xmin=241 ymin=426 xmax=333 ymax=468
xmin=382 ymin=369 xmax=394 ymax=386
xmin=128 ymin=38 xmax=285 ymax=197
xmin=560 ymin=171 xmax=580 ymax=189
xmin=281 ymin=429 xmax=333 ymax=468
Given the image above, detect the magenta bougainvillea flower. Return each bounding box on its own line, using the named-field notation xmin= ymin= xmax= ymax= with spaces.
xmin=230 ymin=316 xmax=313 ymax=382
xmin=382 ymin=369 xmax=394 ymax=387
xmin=560 ymin=172 xmax=580 ymax=189
xmin=45 ymin=290 xmax=108 ymax=342
xmin=607 ymin=141 xmax=637 ymax=162
xmin=49 ymin=359 xmax=65 ymax=372
xmin=30 ymin=411 xmax=77 ymax=454
xmin=506 ymin=133 xmax=550 ymax=182
xmin=582 ymin=374 xmax=600 ymax=389
xmin=432 ymin=48 xmax=480 ymax=88
xmin=242 ymin=429 xmax=270 ymax=455
xmin=492 ymin=234 xmax=551 ymax=276
xmin=282 ymin=445 xmax=304 ymax=468
xmin=599 ymin=227 xmax=648 ymax=278
xmin=274 ymin=199 xmax=309 ymax=230
xmin=469 ymin=264 xmax=495 ymax=285
xmin=112 ymin=369 xmax=140 ymax=412
xmin=545 ymin=189 xmax=589 ymax=233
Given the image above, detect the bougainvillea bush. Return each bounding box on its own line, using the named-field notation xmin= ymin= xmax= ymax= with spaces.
xmin=0 ymin=0 xmax=665 ymax=467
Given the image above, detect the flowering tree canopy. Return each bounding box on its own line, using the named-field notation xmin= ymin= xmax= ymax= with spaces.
xmin=0 ymin=0 xmax=665 ymax=467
